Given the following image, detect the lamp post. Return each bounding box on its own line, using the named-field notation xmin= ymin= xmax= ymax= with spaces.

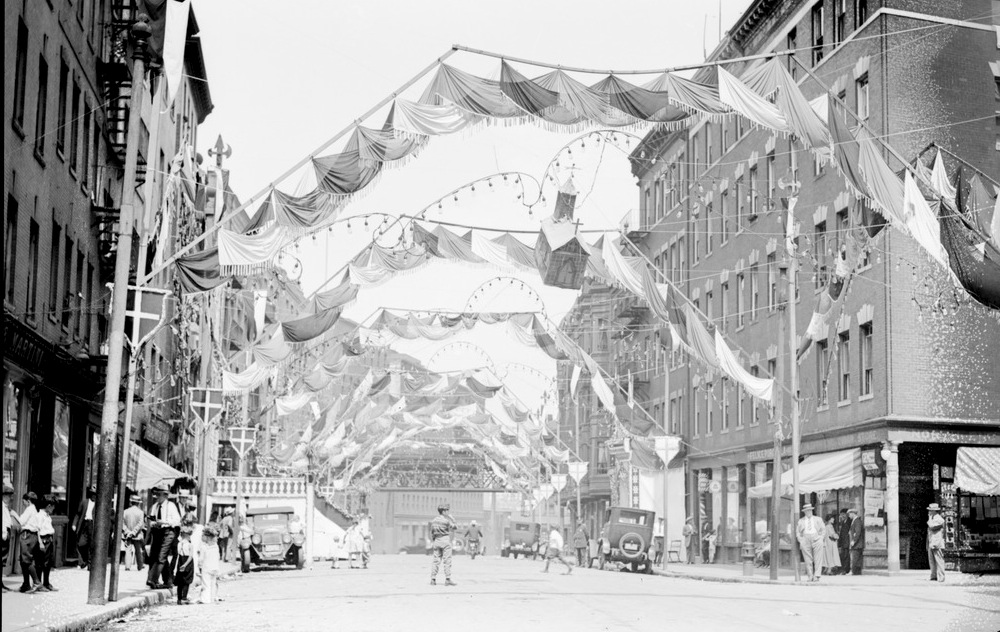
xmin=88 ymin=15 xmax=151 ymax=605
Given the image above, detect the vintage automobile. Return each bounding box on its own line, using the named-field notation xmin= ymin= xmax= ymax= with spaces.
xmin=597 ymin=507 xmax=656 ymax=573
xmin=240 ymin=506 xmax=306 ymax=572
xmin=504 ymin=521 xmax=540 ymax=559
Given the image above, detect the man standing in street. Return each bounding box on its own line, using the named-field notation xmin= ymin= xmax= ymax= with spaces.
xmin=847 ymin=507 xmax=865 ymax=575
xmin=71 ymin=485 xmax=96 ymax=569
xmin=541 ymin=526 xmax=573 ymax=575
xmin=2 ymin=484 xmax=13 ymax=591
xmin=836 ymin=508 xmax=851 ymax=575
xmin=122 ymin=495 xmax=146 ymax=571
xmin=146 ymin=485 xmax=181 ymax=589
xmin=34 ymin=494 xmax=58 ymax=591
xmin=429 ymin=503 xmax=456 ymax=586
xmin=926 ymin=503 xmax=946 ymax=582
xmin=218 ymin=508 xmax=234 ymax=562
xmin=572 ymin=521 xmax=589 ymax=567
xmin=796 ymin=503 xmax=826 ymax=582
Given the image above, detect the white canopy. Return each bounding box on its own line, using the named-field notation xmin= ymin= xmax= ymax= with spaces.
xmin=748 ymin=448 xmax=862 ymax=499
xmin=129 ymin=444 xmax=187 ymax=491
xmin=954 ymin=447 xmax=1000 ymax=496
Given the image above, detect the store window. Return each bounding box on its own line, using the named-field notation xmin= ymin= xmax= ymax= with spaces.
xmin=838 ymin=331 xmax=851 ymax=402
xmin=817 ymin=339 xmax=830 ymax=407
xmin=859 ymin=322 xmax=873 ymax=396
xmin=3 ymin=380 xmax=24 ymax=491
xmin=51 ymin=397 xmax=71 ymax=497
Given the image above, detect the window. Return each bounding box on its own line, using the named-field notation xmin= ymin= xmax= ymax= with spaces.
xmin=706 ymin=291 xmax=714 ymax=321
xmin=767 ymin=358 xmax=777 ymax=416
xmin=705 ymin=202 xmax=713 ymax=254
xmin=856 ymin=0 xmax=869 ymax=28
xmin=706 ymin=124 xmax=714 ymax=165
xmin=721 ymin=378 xmax=731 ymax=431
xmin=57 ymin=58 xmax=69 ymax=153
xmin=4 ymin=198 xmax=17 ymax=304
xmin=81 ymin=103 xmax=92 ymax=186
xmin=706 ymin=384 xmax=714 ymax=434
xmin=655 ymin=179 xmax=663 ymax=222
xmin=69 ymin=80 xmax=81 ymax=171
xmin=834 ymin=0 xmax=847 ymax=44
xmin=838 ymin=331 xmax=850 ymax=402
xmin=817 ymin=339 xmax=829 ymax=407
xmin=767 ymin=253 xmax=778 ymax=311
xmin=859 ymin=322 xmax=873 ymax=396
xmin=722 ymin=122 xmax=730 ymax=153
xmin=814 ymin=221 xmax=828 ymax=288
xmin=812 ymin=2 xmax=825 ymax=66
xmin=836 ymin=208 xmax=849 ymax=261
xmin=13 ymin=19 xmax=29 ymax=132
xmin=49 ymin=223 xmax=61 ymax=316
xmin=670 ymin=396 xmax=680 ymax=435
xmin=27 ymin=219 xmax=39 ymax=316
xmin=750 ymin=264 xmax=760 ymax=320
xmin=62 ymin=236 xmax=73 ymax=329
xmin=693 ymin=133 xmax=701 ymax=178
xmin=75 ymin=251 xmax=85 ymax=337
xmin=814 ymin=151 xmax=825 ymax=177
xmin=767 ymin=151 xmax=776 ymax=208
xmin=721 ymin=282 xmax=730 ymax=330
xmin=749 ymin=166 xmax=759 ymax=218
xmin=790 ymin=141 xmax=799 ymax=182
xmin=693 ymin=393 xmax=701 ymax=436
xmin=77 ymin=0 xmax=86 ymax=23
xmin=91 ymin=122 xmax=100 ymax=187
xmin=34 ymin=55 xmax=49 ymax=159
xmin=735 ymin=176 xmax=745 ymax=230
xmin=737 ymin=273 xmax=746 ymax=328
xmin=750 ymin=367 xmax=762 ymax=425
xmin=737 ymin=383 xmax=746 ymax=427
xmin=787 ymin=28 xmax=798 ymax=80
xmin=856 ymin=73 xmax=869 ymax=121
xmin=692 ymin=210 xmax=700 ymax=263
xmin=721 ymin=190 xmax=730 ymax=243
xmin=644 ymin=188 xmax=651 ymax=228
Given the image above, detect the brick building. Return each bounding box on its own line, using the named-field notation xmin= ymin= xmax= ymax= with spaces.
xmin=3 ymin=0 xmax=212 ymax=566
xmin=558 ymin=0 xmax=1000 ymax=571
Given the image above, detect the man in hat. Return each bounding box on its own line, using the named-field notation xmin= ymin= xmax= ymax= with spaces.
xmin=17 ymin=492 xmax=41 ymax=592
xmin=218 ymin=507 xmax=234 ymax=561
xmin=836 ymin=508 xmax=851 ymax=575
xmin=72 ymin=485 xmax=97 ymax=569
xmin=2 ymin=484 xmax=13 ymax=591
xmin=428 ymin=503 xmax=457 ymax=586
xmin=847 ymin=506 xmax=865 ymax=575
xmin=926 ymin=503 xmax=946 ymax=582
xmin=796 ymin=503 xmax=826 ymax=581
xmin=572 ymin=520 xmax=589 ymax=567
xmin=122 ymin=495 xmax=146 ymax=571
xmin=146 ymin=485 xmax=181 ymax=589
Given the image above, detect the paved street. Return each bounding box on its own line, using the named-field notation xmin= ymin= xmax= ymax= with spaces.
xmin=96 ymin=555 xmax=1000 ymax=632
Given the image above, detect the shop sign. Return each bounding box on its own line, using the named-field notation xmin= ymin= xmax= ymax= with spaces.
xmin=144 ymin=417 xmax=170 ymax=447
xmin=708 ymin=480 xmax=722 ymax=495
xmin=861 ymin=449 xmax=883 ymax=475
xmin=864 ymin=488 xmax=884 ymax=515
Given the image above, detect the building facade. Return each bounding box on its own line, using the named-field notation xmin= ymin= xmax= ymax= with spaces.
xmin=555 ymin=0 xmax=1000 ymax=571
xmin=3 ymin=0 xmax=212 ymax=566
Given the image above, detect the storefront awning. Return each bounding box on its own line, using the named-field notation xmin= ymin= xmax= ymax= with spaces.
xmin=955 ymin=447 xmax=1000 ymax=496
xmin=128 ymin=444 xmax=187 ymax=491
xmin=748 ymin=448 xmax=862 ymax=499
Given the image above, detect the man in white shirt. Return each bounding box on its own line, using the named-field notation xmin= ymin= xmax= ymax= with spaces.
xmin=35 ymin=494 xmax=58 ymax=591
xmin=146 ymin=485 xmax=181 ymax=589
xmin=926 ymin=503 xmax=946 ymax=583
xmin=18 ymin=491 xmax=40 ymax=592
xmin=122 ymin=495 xmax=147 ymax=571
xmin=2 ymin=484 xmax=13 ymax=592
xmin=72 ymin=485 xmax=96 ymax=569
xmin=541 ymin=527 xmax=573 ymax=575
xmin=796 ymin=503 xmax=826 ymax=582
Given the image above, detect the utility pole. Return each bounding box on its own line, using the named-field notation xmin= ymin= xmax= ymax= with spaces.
xmin=784 ymin=193 xmax=802 ymax=584
xmin=574 ymin=397 xmax=581 ymax=521
xmin=770 ymin=275 xmax=785 ymax=582
xmin=89 ymin=16 xmax=151 ymax=605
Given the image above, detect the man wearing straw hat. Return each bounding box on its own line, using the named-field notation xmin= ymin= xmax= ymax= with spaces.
xmin=122 ymin=495 xmax=146 ymax=571
xmin=926 ymin=503 xmax=946 ymax=582
xmin=796 ymin=503 xmax=826 ymax=582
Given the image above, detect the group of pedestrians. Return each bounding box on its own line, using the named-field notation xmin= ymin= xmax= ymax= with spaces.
xmin=332 ymin=515 xmax=371 ymax=569
xmin=3 ymin=487 xmax=58 ymax=593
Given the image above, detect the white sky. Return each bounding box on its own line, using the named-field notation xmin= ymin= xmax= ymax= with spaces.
xmin=191 ymin=0 xmax=751 ymax=410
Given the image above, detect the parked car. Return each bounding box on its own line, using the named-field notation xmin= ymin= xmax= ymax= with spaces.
xmin=597 ymin=507 xmax=655 ymax=573
xmin=239 ymin=506 xmax=306 ymax=572
xmin=398 ymin=537 xmax=431 ymax=555
xmin=505 ymin=521 xmax=540 ymax=560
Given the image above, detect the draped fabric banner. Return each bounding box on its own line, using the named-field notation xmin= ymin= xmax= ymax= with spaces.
xmin=714 ymin=330 xmax=774 ymax=401
xmin=217 ymin=223 xmax=288 ymax=275
xmin=223 ymin=362 xmax=271 ymax=393
xmin=276 ymin=392 xmax=314 ymax=416
xmin=281 ymin=307 xmax=342 ymax=344
xmin=175 ymin=247 xmax=231 ymax=293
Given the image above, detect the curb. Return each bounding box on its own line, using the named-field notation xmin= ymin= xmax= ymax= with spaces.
xmin=651 ymin=568 xmax=998 ymax=588
xmin=40 ymin=588 xmax=172 ymax=632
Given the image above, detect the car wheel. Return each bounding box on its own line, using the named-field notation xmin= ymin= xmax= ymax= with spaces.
xmin=241 ymin=549 xmax=251 ymax=574
xmin=296 ymin=548 xmax=306 ymax=570
xmin=598 ymin=552 xmax=606 ymax=570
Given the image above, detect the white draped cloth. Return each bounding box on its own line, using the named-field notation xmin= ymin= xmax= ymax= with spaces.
xmin=714 ymin=330 xmax=774 ymax=402
xmin=222 ymin=362 xmax=271 ymax=393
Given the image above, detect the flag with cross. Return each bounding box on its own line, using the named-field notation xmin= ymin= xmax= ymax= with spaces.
xmin=188 ymin=387 xmax=224 ymax=432
xmin=124 ymin=286 xmax=172 ymax=349
xmin=228 ymin=426 xmax=257 ymax=460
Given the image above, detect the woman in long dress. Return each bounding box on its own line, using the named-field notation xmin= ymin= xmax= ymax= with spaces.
xmin=823 ymin=514 xmax=841 ymax=575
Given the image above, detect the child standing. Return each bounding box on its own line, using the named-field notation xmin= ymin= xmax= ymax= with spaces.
xmin=174 ymin=526 xmax=195 ymax=604
xmin=198 ymin=524 xmax=221 ymax=604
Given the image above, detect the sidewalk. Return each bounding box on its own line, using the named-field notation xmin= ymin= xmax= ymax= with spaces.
xmin=653 ymin=562 xmax=1000 ymax=587
xmin=1 ymin=562 xmax=239 ymax=632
